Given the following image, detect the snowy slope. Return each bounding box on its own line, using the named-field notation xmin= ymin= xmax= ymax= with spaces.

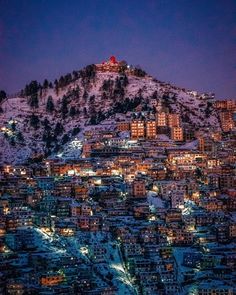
xmin=0 ymin=64 xmax=220 ymax=164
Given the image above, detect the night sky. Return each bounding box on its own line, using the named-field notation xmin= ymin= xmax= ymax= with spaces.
xmin=0 ymin=0 xmax=236 ymax=99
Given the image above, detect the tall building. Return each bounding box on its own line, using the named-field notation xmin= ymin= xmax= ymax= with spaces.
xmin=131 ymin=120 xmax=145 ymax=139
xmin=146 ymin=121 xmax=157 ymax=139
xmin=132 ymin=179 xmax=146 ymax=197
xmin=156 ymin=112 xmax=168 ymax=127
xmin=198 ymin=137 xmax=215 ymax=153
xmin=214 ymin=99 xmax=236 ymax=111
xmin=220 ymin=111 xmax=234 ymax=132
xmin=168 ymin=113 xmax=180 ymax=127
xmin=170 ymin=127 xmax=183 ymax=141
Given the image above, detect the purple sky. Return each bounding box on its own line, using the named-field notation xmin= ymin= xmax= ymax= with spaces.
xmin=0 ymin=0 xmax=236 ymax=99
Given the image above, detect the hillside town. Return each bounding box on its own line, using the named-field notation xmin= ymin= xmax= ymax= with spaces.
xmin=0 ymin=90 xmax=235 ymax=294
xmin=1 ymin=0 xmax=236 ymax=291
xmin=0 ymin=56 xmax=222 ymax=164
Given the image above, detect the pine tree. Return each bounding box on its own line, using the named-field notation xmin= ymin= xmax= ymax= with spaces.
xmin=71 ymin=126 xmax=80 ymax=136
xmin=0 ymin=90 xmax=6 ymax=103
xmin=9 ymin=137 xmax=15 ymax=146
xmin=133 ymin=66 xmax=146 ymax=77
xmin=72 ymin=70 xmax=79 ymax=81
xmin=64 ymin=73 xmax=72 ymax=85
xmin=29 ymin=93 xmax=39 ymax=108
xmin=122 ymin=75 xmax=129 ymax=87
xmin=90 ymin=113 xmax=97 ymax=125
xmin=54 ymin=122 xmax=64 ymax=136
xmin=46 ymin=96 xmax=54 ymax=113
xmin=83 ymin=90 xmax=88 ymax=102
xmin=97 ymin=110 xmax=105 ymax=122
xmin=89 ymin=95 xmax=95 ymax=103
xmin=43 ymin=130 xmax=54 ymax=149
xmin=195 ymin=167 xmax=202 ymax=179
xmin=54 ymin=79 xmax=59 ymax=95
xmin=25 ymin=80 xmax=39 ymax=96
xmin=59 ymin=76 xmax=65 ymax=88
xmin=11 ymin=121 xmax=16 ymax=131
xmin=61 ymin=134 xmax=69 ymax=144
xmin=69 ymin=106 xmax=77 ymax=117
xmin=42 ymin=118 xmax=51 ymax=131
xmin=30 ymin=114 xmax=40 ymax=129
xmin=79 ymin=64 xmax=96 ymax=81
xmin=17 ymin=131 xmax=24 ymax=142
xmin=152 ymin=91 xmax=158 ymax=99
xmin=43 ymin=79 xmax=49 ymax=89
xmin=39 ymin=85 xmax=43 ymax=98
xmin=115 ymin=77 xmax=122 ymax=90
xmin=61 ymin=95 xmax=68 ymax=119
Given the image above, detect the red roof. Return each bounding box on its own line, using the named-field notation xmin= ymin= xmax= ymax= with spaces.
xmin=109 ymin=56 xmax=118 ymax=64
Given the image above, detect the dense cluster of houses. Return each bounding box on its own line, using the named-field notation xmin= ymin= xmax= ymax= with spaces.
xmin=0 ymin=99 xmax=235 ymax=294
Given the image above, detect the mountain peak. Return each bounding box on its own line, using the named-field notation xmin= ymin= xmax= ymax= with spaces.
xmin=0 ymin=58 xmax=222 ymax=164
xmin=95 ymin=56 xmax=146 ymax=77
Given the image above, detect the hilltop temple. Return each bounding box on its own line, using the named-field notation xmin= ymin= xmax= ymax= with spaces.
xmin=95 ymin=56 xmax=125 ymax=73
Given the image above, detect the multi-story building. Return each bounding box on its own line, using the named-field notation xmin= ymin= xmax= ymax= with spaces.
xmin=146 ymin=120 xmax=157 ymax=139
xmin=220 ymin=111 xmax=234 ymax=132
xmin=131 ymin=120 xmax=145 ymax=139
xmin=132 ymin=179 xmax=146 ymax=198
xmin=171 ymin=228 xmax=193 ymax=245
xmin=168 ymin=113 xmax=180 ymax=127
xmin=171 ymin=192 xmax=184 ymax=209
xmin=198 ymin=136 xmax=215 ymax=153
xmin=192 ymin=280 xmax=234 ymax=295
xmin=156 ymin=112 xmax=168 ymax=127
xmin=40 ymin=272 xmax=65 ymax=286
xmin=214 ymin=99 xmax=236 ymax=111
xmin=117 ymin=121 xmax=130 ymax=132
xmin=170 ymin=127 xmax=183 ymax=141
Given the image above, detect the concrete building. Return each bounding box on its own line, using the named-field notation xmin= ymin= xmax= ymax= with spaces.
xmin=170 ymin=127 xmax=183 ymax=141
xmin=146 ymin=120 xmax=157 ymax=139
xmin=131 ymin=120 xmax=145 ymax=139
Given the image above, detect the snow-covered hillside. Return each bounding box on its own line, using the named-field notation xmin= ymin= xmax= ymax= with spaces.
xmin=0 ymin=62 xmax=220 ymax=164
